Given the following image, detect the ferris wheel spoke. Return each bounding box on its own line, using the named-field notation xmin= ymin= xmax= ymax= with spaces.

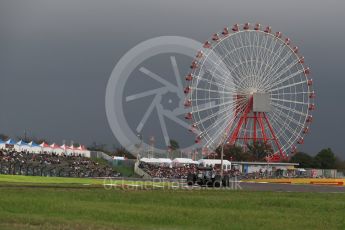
xmin=271 ymin=101 xmax=308 ymax=117
xmin=193 ymin=100 xmax=244 ymax=127
xmin=267 ymin=115 xmax=294 ymax=152
xmin=226 ymin=37 xmax=251 ymax=78
xmin=193 ymin=74 xmax=237 ymax=93
xmin=271 ymin=91 xmax=309 ymax=96
xmin=191 ymin=99 xmax=237 ymax=114
xmin=268 ymin=111 xmax=302 ymax=145
xmin=266 ymin=61 xmax=302 ymax=88
xmin=261 ymin=51 xmax=293 ymax=85
xmin=238 ymin=32 xmax=252 ymax=77
xmin=271 ymin=97 xmax=309 ymax=106
xmin=199 ymin=102 xmax=243 ymax=141
xmin=268 ymin=112 xmax=295 ymax=141
xmin=268 ymin=80 xmax=306 ymax=92
xmin=173 ymin=101 xmax=216 ymax=115
xmin=260 ymin=43 xmax=286 ymax=81
xmin=256 ymin=33 xmax=271 ymax=79
xmin=192 ymin=87 xmax=234 ymax=95
xmin=257 ymin=36 xmax=277 ymax=78
xmin=271 ymin=106 xmax=306 ymax=128
xmin=214 ymin=45 xmax=246 ymax=81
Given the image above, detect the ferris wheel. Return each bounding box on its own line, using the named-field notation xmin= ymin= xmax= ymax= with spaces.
xmin=184 ymin=23 xmax=315 ymax=161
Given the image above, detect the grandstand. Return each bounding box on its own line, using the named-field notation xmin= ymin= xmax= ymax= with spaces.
xmin=0 ymin=149 xmax=119 ymax=178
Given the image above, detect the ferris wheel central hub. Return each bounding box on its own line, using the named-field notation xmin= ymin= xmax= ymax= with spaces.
xmin=252 ymin=92 xmax=271 ymax=113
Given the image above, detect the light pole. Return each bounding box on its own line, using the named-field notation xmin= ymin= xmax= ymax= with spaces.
xmin=137 ymin=133 xmax=142 ymax=159
xmin=220 ymin=132 xmax=228 ymax=178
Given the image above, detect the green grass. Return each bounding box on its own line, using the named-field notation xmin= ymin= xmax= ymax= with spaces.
xmin=0 ymin=175 xmax=344 ymax=230
xmin=0 ymin=175 xmax=168 ymax=188
xmin=114 ymin=165 xmax=136 ymax=177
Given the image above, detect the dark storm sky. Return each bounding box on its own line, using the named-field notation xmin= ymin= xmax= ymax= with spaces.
xmin=0 ymin=0 xmax=344 ymax=156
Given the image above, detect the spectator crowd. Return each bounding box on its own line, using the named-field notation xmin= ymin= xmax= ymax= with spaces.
xmin=0 ymin=149 xmax=119 ymax=177
xmin=138 ymin=161 xmax=197 ymax=179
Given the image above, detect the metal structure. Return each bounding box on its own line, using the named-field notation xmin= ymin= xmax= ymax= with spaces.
xmin=184 ymin=23 xmax=315 ymax=161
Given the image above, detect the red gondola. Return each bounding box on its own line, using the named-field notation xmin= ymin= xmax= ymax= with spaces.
xmin=190 ymin=61 xmax=198 ymax=69
xmin=254 ymin=23 xmax=260 ymax=30
xmin=195 ymin=136 xmax=201 ymax=143
xmin=303 ymin=127 xmax=309 ymax=134
xmin=297 ymin=137 xmax=304 ymax=144
xmin=184 ymin=86 xmax=191 ymax=94
xmin=184 ymin=99 xmax=192 ymax=107
xmin=232 ymin=24 xmax=239 ymax=32
xmin=299 ymin=56 xmax=305 ymax=64
xmin=222 ymin=27 xmax=229 ymax=36
xmin=203 ymin=41 xmax=211 ymax=48
xmin=243 ymin=23 xmax=250 ymax=30
xmin=185 ymin=73 xmax=193 ymax=81
xmin=306 ymin=115 xmax=313 ymax=123
xmin=185 ymin=112 xmax=192 ymax=120
xmin=304 ymin=67 xmax=310 ymax=75
xmin=264 ymin=26 xmax=271 ymax=33
xmin=196 ymin=51 xmax=203 ymax=59
xmin=212 ymin=33 xmax=220 ymax=41
xmin=307 ymin=79 xmax=313 ymax=86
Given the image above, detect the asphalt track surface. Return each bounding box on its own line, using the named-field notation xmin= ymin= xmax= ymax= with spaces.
xmin=239 ymin=182 xmax=345 ymax=193
xmin=115 ymin=177 xmax=345 ymax=193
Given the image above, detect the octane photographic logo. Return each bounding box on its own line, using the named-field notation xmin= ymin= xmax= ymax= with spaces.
xmin=103 ymin=177 xmax=243 ymax=191
xmin=105 ymin=36 xmax=203 ymax=156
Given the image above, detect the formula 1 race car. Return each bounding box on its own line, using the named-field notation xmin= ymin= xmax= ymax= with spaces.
xmin=186 ymin=167 xmax=230 ymax=187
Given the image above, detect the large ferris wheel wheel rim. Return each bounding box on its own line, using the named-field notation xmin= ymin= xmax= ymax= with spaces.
xmin=185 ymin=23 xmax=314 ymax=158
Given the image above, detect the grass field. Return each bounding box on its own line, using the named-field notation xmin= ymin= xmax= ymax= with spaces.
xmin=0 ymin=175 xmax=345 ymax=230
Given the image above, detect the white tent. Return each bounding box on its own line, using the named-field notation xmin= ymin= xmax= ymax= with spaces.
xmin=198 ymin=159 xmax=232 ymax=170
xmin=28 ymin=141 xmax=42 ymax=153
xmin=158 ymin=158 xmax=172 ymax=164
xmin=15 ymin=140 xmax=31 ymax=152
xmin=140 ymin=158 xmax=161 ymax=164
xmin=173 ymin=158 xmax=198 ymax=165
xmin=0 ymin=140 xmax=6 ymax=150
xmin=50 ymin=143 xmax=65 ymax=155
xmin=60 ymin=144 xmax=74 ymax=155
xmin=74 ymin=145 xmax=90 ymax=157
xmin=5 ymin=139 xmax=17 ymax=149
xmin=40 ymin=142 xmax=53 ymax=153
xmin=113 ymin=156 xmax=125 ymax=160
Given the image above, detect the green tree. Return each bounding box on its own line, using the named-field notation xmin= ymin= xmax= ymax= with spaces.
xmin=169 ymin=140 xmax=180 ymax=151
xmin=335 ymin=157 xmax=345 ymax=172
xmin=0 ymin=134 xmax=9 ymax=141
xmin=290 ymin=152 xmax=315 ymax=168
xmin=87 ymin=142 xmax=108 ymax=152
xmin=114 ymin=147 xmax=136 ymax=159
xmin=314 ymin=148 xmax=336 ymax=169
xmin=215 ymin=144 xmax=251 ymax=161
xmin=246 ymin=141 xmax=273 ymax=161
